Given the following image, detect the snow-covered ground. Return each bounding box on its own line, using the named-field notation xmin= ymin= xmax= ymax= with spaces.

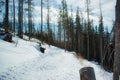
xmin=0 ymin=36 xmax=113 ymax=80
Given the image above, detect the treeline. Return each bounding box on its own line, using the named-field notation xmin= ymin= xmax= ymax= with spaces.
xmin=0 ymin=0 xmax=34 ymax=39
xmin=36 ymin=0 xmax=115 ymax=72
xmin=0 ymin=0 xmax=114 ymax=72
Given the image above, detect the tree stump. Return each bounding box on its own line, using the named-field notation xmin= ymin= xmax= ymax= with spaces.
xmin=40 ymin=47 xmax=46 ymax=53
xmin=80 ymin=67 xmax=96 ymax=80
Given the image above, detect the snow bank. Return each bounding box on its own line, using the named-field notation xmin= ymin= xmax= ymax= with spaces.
xmin=0 ymin=37 xmax=113 ymax=80
xmin=0 ymin=37 xmax=40 ymax=73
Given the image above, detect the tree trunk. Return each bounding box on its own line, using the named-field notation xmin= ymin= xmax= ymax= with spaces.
xmin=113 ymin=0 xmax=120 ymax=80
xmin=86 ymin=0 xmax=90 ymax=60
xmin=47 ymin=0 xmax=50 ymax=45
xmin=99 ymin=0 xmax=104 ymax=67
xmin=18 ymin=0 xmax=23 ymax=38
xmin=28 ymin=0 xmax=32 ymax=40
xmin=13 ymin=0 xmax=15 ymax=36
xmin=41 ymin=0 xmax=43 ymax=41
xmin=5 ymin=0 xmax=9 ymax=32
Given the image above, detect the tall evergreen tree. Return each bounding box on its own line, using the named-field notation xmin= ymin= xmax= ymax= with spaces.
xmin=69 ymin=6 xmax=75 ymax=51
xmin=75 ymin=7 xmax=81 ymax=53
xmin=61 ymin=0 xmax=68 ymax=51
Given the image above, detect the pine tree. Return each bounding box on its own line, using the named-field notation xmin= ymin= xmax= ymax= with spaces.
xmin=61 ymin=0 xmax=68 ymax=51
xmin=75 ymin=7 xmax=81 ymax=53
xmin=69 ymin=6 xmax=75 ymax=51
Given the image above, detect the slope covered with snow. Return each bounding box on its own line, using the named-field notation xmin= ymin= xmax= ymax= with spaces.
xmin=0 ymin=37 xmax=112 ymax=80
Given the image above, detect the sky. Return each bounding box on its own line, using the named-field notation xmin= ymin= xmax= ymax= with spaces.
xmin=0 ymin=0 xmax=116 ymax=31
xmin=32 ymin=0 xmax=116 ymax=31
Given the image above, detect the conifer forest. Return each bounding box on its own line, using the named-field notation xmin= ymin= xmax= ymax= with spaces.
xmin=0 ymin=0 xmax=120 ymax=80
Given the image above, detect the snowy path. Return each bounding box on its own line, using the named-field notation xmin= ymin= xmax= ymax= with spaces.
xmin=0 ymin=38 xmax=112 ymax=80
xmin=0 ymin=46 xmax=80 ymax=80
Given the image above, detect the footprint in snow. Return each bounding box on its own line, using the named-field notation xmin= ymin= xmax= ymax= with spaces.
xmin=0 ymin=74 xmax=7 ymax=80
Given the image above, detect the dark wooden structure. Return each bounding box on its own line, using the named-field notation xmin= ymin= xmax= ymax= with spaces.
xmin=80 ymin=67 xmax=96 ymax=80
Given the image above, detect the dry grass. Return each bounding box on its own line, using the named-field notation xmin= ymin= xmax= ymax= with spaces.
xmin=74 ymin=53 xmax=85 ymax=65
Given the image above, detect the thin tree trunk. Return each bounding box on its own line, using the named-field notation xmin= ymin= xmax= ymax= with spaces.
xmin=62 ymin=0 xmax=66 ymax=52
xmin=13 ymin=0 xmax=15 ymax=36
xmin=47 ymin=0 xmax=50 ymax=45
xmin=28 ymin=0 xmax=32 ymax=40
xmin=41 ymin=0 xmax=43 ymax=41
xmin=18 ymin=0 xmax=23 ymax=38
xmin=86 ymin=0 xmax=90 ymax=60
xmin=5 ymin=0 xmax=9 ymax=32
xmin=99 ymin=0 xmax=103 ymax=67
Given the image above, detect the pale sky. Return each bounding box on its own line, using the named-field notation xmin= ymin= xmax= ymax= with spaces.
xmin=0 ymin=0 xmax=116 ymax=31
xmin=33 ymin=0 xmax=116 ymax=30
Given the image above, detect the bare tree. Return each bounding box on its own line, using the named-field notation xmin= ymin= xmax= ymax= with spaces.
xmin=47 ymin=0 xmax=50 ymax=45
xmin=4 ymin=0 xmax=9 ymax=32
xmin=28 ymin=0 xmax=32 ymax=40
xmin=99 ymin=0 xmax=104 ymax=67
xmin=13 ymin=0 xmax=15 ymax=36
xmin=41 ymin=0 xmax=43 ymax=41
xmin=57 ymin=6 xmax=62 ymax=43
xmin=18 ymin=0 xmax=23 ymax=38
xmin=86 ymin=0 xmax=90 ymax=60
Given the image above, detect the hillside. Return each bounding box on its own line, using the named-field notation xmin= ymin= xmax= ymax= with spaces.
xmin=0 ymin=36 xmax=112 ymax=80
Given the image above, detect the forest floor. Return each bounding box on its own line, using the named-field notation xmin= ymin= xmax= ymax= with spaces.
xmin=0 ymin=36 xmax=112 ymax=80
